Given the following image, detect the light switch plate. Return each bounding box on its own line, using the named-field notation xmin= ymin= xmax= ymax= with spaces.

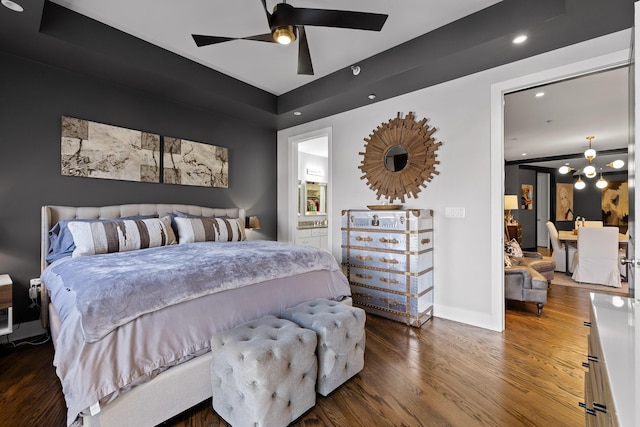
xmin=445 ymin=207 xmax=466 ymax=218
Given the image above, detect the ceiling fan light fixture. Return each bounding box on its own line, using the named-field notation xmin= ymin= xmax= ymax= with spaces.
xmin=273 ymin=25 xmax=296 ymax=45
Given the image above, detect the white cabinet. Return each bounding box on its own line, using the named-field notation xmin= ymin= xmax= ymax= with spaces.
xmin=581 ymin=293 xmax=637 ymax=426
xmin=341 ymin=209 xmax=433 ymax=327
xmin=295 ymin=227 xmax=328 ymax=250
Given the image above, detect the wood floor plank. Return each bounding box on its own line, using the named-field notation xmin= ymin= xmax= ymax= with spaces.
xmin=0 ymin=283 xmax=601 ymax=427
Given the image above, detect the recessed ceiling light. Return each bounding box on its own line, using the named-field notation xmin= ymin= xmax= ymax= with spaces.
xmin=2 ymin=0 xmax=23 ymax=12
xmin=512 ymin=35 xmax=527 ymax=44
xmin=521 ymin=153 xmax=527 ymax=157
xmin=293 ymin=111 xmax=301 ymax=116
xmin=535 ymin=92 xmax=544 ymax=97
xmin=368 ymin=94 xmax=376 ymax=100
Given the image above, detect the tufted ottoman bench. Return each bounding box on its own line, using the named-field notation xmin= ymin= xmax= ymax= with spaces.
xmin=280 ymin=298 xmax=366 ymax=396
xmin=210 ymin=315 xmax=318 ymax=427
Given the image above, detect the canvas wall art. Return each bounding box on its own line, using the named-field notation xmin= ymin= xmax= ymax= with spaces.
xmin=521 ymin=184 xmax=533 ymax=210
xmin=163 ymin=137 xmax=228 ymax=188
xmin=556 ymin=183 xmax=574 ymax=221
xmin=602 ymin=180 xmax=628 ymax=230
xmin=60 ymin=116 xmax=229 ymax=188
xmin=61 ymin=116 xmax=160 ymax=183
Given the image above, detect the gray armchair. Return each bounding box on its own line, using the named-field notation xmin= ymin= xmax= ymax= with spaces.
xmin=505 ymin=265 xmax=547 ymax=315
xmin=505 ymin=251 xmax=555 ymax=315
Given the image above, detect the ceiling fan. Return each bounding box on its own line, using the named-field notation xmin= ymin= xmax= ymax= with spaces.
xmin=192 ymin=0 xmax=388 ymax=75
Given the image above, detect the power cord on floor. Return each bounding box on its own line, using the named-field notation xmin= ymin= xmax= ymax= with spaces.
xmin=2 ymin=331 xmax=50 ymax=348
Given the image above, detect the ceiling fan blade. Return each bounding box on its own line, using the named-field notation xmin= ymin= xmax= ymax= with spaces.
xmin=297 ymin=26 xmax=313 ymax=75
xmin=286 ymin=8 xmax=388 ymax=31
xmin=193 ymin=33 xmax=275 ymax=47
xmin=192 ymin=34 xmax=236 ymax=47
xmin=243 ymin=33 xmax=275 ymax=43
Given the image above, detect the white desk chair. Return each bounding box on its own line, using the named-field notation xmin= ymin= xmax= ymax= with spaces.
xmin=545 ymin=221 xmax=576 ymax=273
xmin=572 ymin=227 xmax=621 ymax=287
xmin=583 ymin=221 xmax=603 ymax=227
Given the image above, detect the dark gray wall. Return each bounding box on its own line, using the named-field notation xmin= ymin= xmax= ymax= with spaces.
xmin=553 ymin=171 xmax=628 ymax=232
xmin=504 ymin=166 xmax=537 ymax=250
xmin=0 ymin=53 xmax=277 ymax=324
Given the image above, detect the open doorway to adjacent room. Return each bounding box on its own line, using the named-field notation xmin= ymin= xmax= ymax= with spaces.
xmin=503 ymin=65 xmax=631 ymax=306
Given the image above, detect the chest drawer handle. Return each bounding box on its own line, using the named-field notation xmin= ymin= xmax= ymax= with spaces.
xmin=587 ymin=355 xmax=598 ymax=362
xmin=380 ymin=297 xmax=400 ymax=306
xmin=355 ymin=236 xmax=373 ymax=242
xmin=353 ymin=292 xmax=373 ymax=300
xmin=380 ymin=277 xmax=399 ymax=284
xmin=355 ymin=273 xmax=373 ymax=279
xmin=592 ymin=403 xmax=607 ymax=413
xmin=355 ymin=255 xmax=373 ymax=261
xmin=583 ymin=321 xmax=592 ymax=327
xmin=380 ymin=257 xmax=399 ymax=264
xmin=421 ymin=238 xmax=431 ymax=244
xmin=379 ymin=238 xmax=399 ymax=244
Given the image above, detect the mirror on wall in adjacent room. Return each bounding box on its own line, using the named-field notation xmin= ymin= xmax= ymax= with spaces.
xmin=299 ymin=181 xmax=327 ymax=215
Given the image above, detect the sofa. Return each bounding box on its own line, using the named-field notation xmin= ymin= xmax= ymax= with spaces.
xmin=505 ymin=251 xmax=556 ymax=315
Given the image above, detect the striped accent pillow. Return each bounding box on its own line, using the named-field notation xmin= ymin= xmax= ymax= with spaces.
xmin=68 ymin=216 xmax=176 ymax=257
xmin=175 ymin=217 xmax=246 ymax=244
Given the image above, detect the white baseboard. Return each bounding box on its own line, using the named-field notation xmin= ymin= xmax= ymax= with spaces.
xmin=7 ymin=320 xmax=46 ymax=342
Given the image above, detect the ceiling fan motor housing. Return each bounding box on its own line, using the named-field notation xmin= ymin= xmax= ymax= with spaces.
xmin=270 ymin=3 xmax=296 ymax=31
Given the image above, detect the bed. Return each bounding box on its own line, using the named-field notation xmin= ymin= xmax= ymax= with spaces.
xmin=39 ymin=203 xmax=351 ymax=427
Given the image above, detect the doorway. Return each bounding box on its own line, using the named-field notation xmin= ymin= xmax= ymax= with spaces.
xmin=492 ymin=49 xmax=631 ymax=330
xmin=287 ymin=128 xmax=332 ymax=248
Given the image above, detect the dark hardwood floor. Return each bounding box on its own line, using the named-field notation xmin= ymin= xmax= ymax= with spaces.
xmin=1 ymin=284 xmax=595 ymax=427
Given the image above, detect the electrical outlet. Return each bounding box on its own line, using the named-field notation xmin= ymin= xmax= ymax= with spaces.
xmin=29 ymin=286 xmax=39 ymax=299
xmin=29 ymin=278 xmax=41 ymax=299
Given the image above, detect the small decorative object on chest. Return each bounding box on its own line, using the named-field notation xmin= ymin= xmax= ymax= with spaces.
xmin=341 ymin=209 xmax=434 ymax=327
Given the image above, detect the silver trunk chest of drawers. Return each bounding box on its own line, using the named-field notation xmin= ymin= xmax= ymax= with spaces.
xmin=341 ymin=209 xmax=434 ymax=327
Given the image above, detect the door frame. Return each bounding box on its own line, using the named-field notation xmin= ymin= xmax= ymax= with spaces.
xmin=287 ymin=127 xmax=333 ymax=245
xmin=491 ymin=49 xmax=630 ymax=330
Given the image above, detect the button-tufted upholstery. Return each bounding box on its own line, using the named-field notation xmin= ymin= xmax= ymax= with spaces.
xmin=210 ymin=315 xmax=317 ymax=427
xmin=280 ymin=298 xmax=366 ymax=396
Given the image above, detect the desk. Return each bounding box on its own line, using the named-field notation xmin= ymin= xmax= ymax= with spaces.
xmin=558 ymin=230 xmax=628 ymax=276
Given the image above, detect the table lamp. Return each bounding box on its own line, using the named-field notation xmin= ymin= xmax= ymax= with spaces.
xmin=504 ymin=195 xmax=518 ymax=224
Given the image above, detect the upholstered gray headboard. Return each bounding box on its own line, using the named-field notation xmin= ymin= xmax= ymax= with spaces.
xmin=40 ymin=203 xmax=246 ymax=329
xmin=41 ymin=204 xmax=245 ymax=271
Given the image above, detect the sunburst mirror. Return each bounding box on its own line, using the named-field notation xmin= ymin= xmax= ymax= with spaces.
xmin=358 ymin=112 xmax=442 ymax=203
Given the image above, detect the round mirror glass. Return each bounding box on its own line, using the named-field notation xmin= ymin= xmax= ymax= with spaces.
xmin=384 ymin=145 xmax=408 ymax=172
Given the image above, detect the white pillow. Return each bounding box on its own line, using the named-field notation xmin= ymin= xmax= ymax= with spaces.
xmin=68 ymin=216 xmax=176 ymax=257
xmin=504 ymin=238 xmax=523 ymax=258
xmin=175 ymin=217 xmax=246 ymax=244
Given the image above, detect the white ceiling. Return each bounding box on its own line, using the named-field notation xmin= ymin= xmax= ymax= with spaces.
xmin=50 ymin=0 xmax=501 ymax=95
xmin=504 ymin=66 xmax=629 ymax=171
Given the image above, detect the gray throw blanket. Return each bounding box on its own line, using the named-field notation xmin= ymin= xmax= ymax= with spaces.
xmin=44 ymin=241 xmax=340 ymax=342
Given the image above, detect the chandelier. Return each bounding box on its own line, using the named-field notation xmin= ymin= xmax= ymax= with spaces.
xmin=558 ymin=136 xmax=625 ymax=190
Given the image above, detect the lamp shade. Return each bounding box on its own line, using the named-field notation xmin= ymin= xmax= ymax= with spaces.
xmin=504 ymin=195 xmax=519 ymax=210
xmin=246 ymin=215 xmax=261 ymax=230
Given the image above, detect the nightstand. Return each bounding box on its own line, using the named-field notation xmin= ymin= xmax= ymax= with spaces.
xmin=0 ymin=274 xmax=13 ymax=336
